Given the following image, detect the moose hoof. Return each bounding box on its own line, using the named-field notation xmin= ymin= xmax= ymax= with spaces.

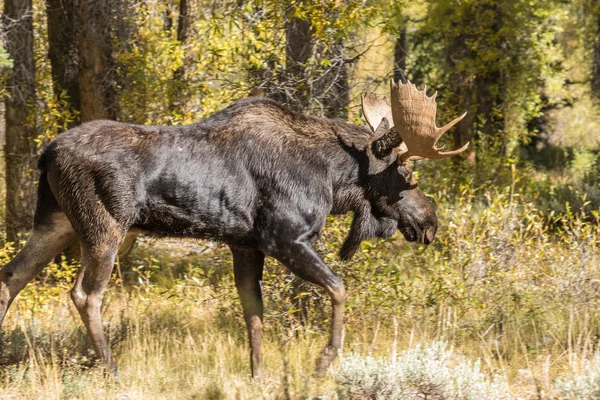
xmin=99 ymin=359 xmax=119 ymax=381
xmin=314 ymin=345 xmax=339 ymax=377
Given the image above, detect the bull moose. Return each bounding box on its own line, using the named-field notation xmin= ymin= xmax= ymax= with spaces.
xmin=0 ymin=80 xmax=468 ymax=377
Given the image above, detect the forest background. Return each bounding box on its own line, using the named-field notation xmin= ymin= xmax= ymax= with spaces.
xmin=1 ymin=0 xmax=600 ymax=399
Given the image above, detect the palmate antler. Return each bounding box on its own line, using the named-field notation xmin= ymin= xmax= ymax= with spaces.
xmin=391 ymin=80 xmax=468 ymax=162
xmin=362 ymin=80 xmax=469 ymax=163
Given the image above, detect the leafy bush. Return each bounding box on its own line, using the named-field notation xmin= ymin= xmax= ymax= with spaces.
xmin=334 ymin=341 xmax=511 ymax=400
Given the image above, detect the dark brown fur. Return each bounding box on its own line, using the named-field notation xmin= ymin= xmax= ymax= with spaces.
xmin=0 ymin=97 xmax=437 ymax=377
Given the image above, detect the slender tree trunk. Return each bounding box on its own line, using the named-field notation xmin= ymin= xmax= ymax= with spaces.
xmin=47 ymin=0 xmax=80 ymax=125
xmin=176 ymin=0 xmax=188 ymax=43
xmin=163 ymin=0 xmax=173 ymax=31
xmin=285 ymin=13 xmax=312 ymax=112
xmin=592 ymin=11 xmax=600 ymax=100
xmin=3 ymin=0 xmax=37 ymax=244
xmin=285 ymin=4 xmax=351 ymax=118
xmin=393 ymin=25 xmax=408 ymax=83
xmin=321 ymin=38 xmax=350 ymax=119
xmin=77 ymin=0 xmax=116 ymax=121
xmin=169 ymin=0 xmax=189 ymax=113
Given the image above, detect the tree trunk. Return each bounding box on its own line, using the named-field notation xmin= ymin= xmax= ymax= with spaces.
xmin=169 ymin=0 xmax=189 ymax=113
xmin=163 ymin=0 xmax=173 ymax=32
xmin=393 ymin=25 xmax=408 ymax=83
xmin=3 ymin=0 xmax=37 ymax=244
xmin=77 ymin=0 xmax=116 ymax=121
xmin=285 ymin=5 xmax=351 ymax=118
xmin=321 ymin=38 xmax=350 ymax=119
xmin=46 ymin=0 xmax=80 ymax=125
xmin=285 ymin=13 xmax=313 ymax=112
xmin=592 ymin=11 xmax=600 ymax=100
xmin=176 ymin=0 xmax=189 ymax=43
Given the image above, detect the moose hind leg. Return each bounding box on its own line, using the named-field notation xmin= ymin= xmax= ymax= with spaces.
xmin=231 ymin=248 xmax=265 ymax=378
xmin=0 ymin=212 xmax=77 ymax=328
xmin=264 ymin=240 xmax=346 ymax=377
xmin=70 ymin=228 xmax=125 ymax=375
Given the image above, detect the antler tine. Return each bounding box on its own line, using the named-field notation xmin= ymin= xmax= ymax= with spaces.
xmin=435 ymin=111 xmax=468 ymax=137
xmin=428 ymin=142 xmax=469 ymax=159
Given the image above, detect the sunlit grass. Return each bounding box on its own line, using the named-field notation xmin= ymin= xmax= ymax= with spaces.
xmin=0 ymin=182 xmax=599 ymax=399
xmin=1 ymin=288 xmax=338 ymax=399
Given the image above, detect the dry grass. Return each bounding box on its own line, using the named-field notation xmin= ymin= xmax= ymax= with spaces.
xmin=1 ymin=286 xmax=338 ymax=399
xmin=1 ymin=181 xmax=600 ymax=399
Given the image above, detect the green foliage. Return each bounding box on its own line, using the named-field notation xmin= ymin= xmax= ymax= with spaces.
xmin=569 ymin=148 xmax=598 ymax=181
xmin=115 ymin=2 xmax=188 ymax=124
xmin=411 ymin=0 xmax=565 ymax=160
xmin=0 ymin=43 xmax=13 ymax=99
xmin=0 ymin=43 xmax=12 ymax=70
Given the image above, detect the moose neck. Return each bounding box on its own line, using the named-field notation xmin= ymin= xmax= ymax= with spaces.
xmin=325 ymin=120 xmax=399 ymax=260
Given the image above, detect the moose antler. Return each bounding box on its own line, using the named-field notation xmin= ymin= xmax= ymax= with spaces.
xmin=390 ymin=80 xmax=468 ymax=162
xmin=361 ymin=93 xmax=394 ymax=132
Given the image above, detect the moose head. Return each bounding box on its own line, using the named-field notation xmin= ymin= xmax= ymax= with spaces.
xmin=340 ymin=80 xmax=469 ymax=260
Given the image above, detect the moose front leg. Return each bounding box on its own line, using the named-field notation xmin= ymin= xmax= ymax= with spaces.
xmin=265 ymin=240 xmax=346 ymax=377
xmin=231 ymin=248 xmax=265 ymax=378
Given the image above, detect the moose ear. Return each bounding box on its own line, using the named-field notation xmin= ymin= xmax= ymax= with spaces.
xmin=374 ymin=117 xmax=389 ymax=137
xmin=371 ymin=123 xmax=403 ymax=159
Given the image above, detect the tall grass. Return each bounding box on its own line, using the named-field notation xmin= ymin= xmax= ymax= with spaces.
xmin=0 ymin=166 xmax=599 ymax=399
xmin=1 ymin=285 xmax=334 ymax=399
